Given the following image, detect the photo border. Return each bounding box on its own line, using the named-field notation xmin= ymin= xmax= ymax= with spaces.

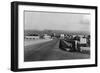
xmin=11 ymin=1 xmax=98 ymax=72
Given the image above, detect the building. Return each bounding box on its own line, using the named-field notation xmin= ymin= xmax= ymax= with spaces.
xmin=44 ymin=34 xmax=51 ymax=39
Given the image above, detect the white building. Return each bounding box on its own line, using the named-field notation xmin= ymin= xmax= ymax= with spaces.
xmin=25 ymin=36 xmax=40 ymax=39
xmin=80 ymin=37 xmax=87 ymax=44
xmin=60 ymin=34 xmax=65 ymax=39
xmin=44 ymin=34 xmax=51 ymax=39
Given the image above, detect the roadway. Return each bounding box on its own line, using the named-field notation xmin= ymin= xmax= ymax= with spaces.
xmin=24 ymin=38 xmax=90 ymax=62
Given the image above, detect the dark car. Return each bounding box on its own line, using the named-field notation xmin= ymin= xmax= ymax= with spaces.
xmin=59 ymin=35 xmax=81 ymax=52
xmin=59 ymin=39 xmax=76 ymax=51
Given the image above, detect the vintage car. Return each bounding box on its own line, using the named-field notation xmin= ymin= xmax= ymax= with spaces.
xmin=59 ymin=39 xmax=77 ymax=51
xmin=59 ymin=37 xmax=88 ymax=52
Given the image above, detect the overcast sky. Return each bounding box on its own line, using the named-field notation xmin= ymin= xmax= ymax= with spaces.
xmin=24 ymin=11 xmax=90 ymax=32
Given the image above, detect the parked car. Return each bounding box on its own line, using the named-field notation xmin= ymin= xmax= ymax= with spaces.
xmin=59 ymin=35 xmax=89 ymax=52
xmin=59 ymin=39 xmax=76 ymax=51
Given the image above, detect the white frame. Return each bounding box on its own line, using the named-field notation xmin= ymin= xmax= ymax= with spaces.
xmin=18 ymin=5 xmax=95 ymax=68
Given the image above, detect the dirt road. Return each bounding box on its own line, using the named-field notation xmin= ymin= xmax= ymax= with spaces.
xmin=24 ymin=39 xmax=90 ymax=62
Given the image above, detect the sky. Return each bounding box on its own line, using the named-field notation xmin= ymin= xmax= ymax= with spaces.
xmin=24 ymin=11 xmax=90 ymax=33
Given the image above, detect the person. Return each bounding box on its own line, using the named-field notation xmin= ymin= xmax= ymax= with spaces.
xmin=73 ymin=35 xmax=80 ymax=51
xmin=87 ymin=35 xmax=90 ymax=47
